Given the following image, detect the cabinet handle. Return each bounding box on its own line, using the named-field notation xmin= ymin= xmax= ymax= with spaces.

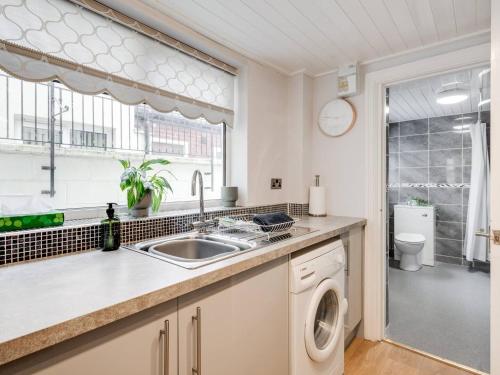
xmin=192 ymin=307 xmax=202 ymax=375
xmin=160 ymin=320 xmax=170 ymax=375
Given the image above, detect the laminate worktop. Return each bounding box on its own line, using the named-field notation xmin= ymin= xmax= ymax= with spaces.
xmin=0 ymin=215 xmax=365 ymax=366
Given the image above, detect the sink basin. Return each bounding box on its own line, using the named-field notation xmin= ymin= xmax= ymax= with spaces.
xmin=129 ymin=227 xmax=316 ymax=269
xmin=132 ymin=233 xmax=255 ymax=269
xmin=150 ymin=239 xmax=239 ymax=262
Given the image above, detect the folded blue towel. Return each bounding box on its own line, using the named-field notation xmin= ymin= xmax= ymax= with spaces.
xmin=252 ymin=212 xmax=293 ymax=232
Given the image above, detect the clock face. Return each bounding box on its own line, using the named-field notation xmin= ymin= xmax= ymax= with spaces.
xmin=318 ymin=99 xmax=356 ymax=137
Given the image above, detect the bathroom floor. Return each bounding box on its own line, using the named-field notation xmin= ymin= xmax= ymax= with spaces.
xmin=386 ymin=261 xmax=490 ymax=373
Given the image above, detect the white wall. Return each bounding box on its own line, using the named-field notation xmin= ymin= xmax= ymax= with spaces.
xmin=287 ymin=73 xmax=313 ymax=204
xmin=237 ymin=60 xmax=290 ymax=206
xmin=311 ymin=73 xmax=365 ymax=217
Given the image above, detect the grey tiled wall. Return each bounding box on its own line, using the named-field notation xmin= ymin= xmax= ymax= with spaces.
xmin=387 ymin=111 xmax=490 ymax=265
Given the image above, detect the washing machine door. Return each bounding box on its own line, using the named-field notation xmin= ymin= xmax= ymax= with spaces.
xmin=304 ymin=278 xmax=346 ymax=362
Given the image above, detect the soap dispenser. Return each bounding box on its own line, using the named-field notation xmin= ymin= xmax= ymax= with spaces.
xmin=101 ymin=203 xmax=120 ymax=251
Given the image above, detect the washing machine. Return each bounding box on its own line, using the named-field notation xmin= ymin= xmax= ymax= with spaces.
xmin=290 ymin=240 xmax=348 ymax=375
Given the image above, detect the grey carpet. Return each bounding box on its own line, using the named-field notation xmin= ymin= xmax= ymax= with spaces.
xmin=386 ymin=262 xmax=490 ymax=372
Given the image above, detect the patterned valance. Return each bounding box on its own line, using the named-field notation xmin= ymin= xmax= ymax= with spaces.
xmin=0 ymin=0 xmax=236 ymax=126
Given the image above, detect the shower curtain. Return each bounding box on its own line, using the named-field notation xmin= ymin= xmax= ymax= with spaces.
xmin=464 ymin=122 xmax=490 ymax=262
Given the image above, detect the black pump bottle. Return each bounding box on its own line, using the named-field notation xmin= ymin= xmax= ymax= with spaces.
xmin=101 ymin=203 xmax=120 ymax=251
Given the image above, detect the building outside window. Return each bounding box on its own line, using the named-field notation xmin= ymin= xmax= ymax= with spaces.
xmin=0 ymin=72 xmax=225 ymax=210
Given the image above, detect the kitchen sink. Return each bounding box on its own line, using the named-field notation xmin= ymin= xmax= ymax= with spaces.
xmin=128 ymin=226 xmax=316 ymax=269
xmin=131 ymin=233 xmax=255 ymax=269
xmin=150 ymin=239 xmax=239 ymax=261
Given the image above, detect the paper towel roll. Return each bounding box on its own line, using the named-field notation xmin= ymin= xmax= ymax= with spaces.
xmin=309 ymin=186 xmax=326 ymax=216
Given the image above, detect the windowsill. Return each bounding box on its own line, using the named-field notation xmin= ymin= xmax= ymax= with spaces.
xmin=60 ymin=199 xmax=223 ymax=222
xmin=59 ymin=202 xmax=287 ymax=229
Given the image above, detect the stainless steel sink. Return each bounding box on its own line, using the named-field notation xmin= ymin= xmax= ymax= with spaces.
xmin=128 ymin=226 xmax=316 ymax=269
xmin=150 ymin=239 xmax=239 ymax=261
xmin=131 ymin=233 xmax=255 ymax=269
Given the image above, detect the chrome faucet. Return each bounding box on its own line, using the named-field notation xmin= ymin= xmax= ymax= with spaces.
xmin=191 ymin=170 xmax=211 ymax=233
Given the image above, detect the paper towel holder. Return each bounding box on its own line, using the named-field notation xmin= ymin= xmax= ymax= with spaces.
xmin=308 ymin=175 xmax=327 ymax=217
xmin=314 ymin=175 xmax=320 ymax=187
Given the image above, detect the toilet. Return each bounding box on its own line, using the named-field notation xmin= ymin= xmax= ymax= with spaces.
xmin=394 ymin=205 xmax=435 ymax=271
xmin=394 ymin=233 xmax=426 ymax=271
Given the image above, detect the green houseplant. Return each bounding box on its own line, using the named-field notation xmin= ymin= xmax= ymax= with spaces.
xmin=408 ymin=197 xmax=429 ymax=206
xmin=119 ymin=158 xmax=174 ymax=217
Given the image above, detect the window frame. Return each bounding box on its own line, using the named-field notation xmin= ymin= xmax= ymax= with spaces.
xmin=0 ymin=74 xmax=229 ymax=219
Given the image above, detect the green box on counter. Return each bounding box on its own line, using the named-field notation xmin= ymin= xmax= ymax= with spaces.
xmin=0 ymin=212 xmax=64 ymax=233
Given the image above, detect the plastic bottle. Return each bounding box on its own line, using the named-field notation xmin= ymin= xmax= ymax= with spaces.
xmin=101 ymin=203 xmax=120 ymax=251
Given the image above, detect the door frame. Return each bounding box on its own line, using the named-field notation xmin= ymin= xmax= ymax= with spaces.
xmin=490 ymin=2 xmax=500 ymax=374
xmin=362 ymin=42 xmax=491 ymax=341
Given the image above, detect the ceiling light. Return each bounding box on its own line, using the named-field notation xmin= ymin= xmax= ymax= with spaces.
xmin=478 ymin=68 xmax=491 ymax=78
xmin=436 ymin=82 xmax=469 ymax=105
xmin=478 ymin=98 xmax=491 ymax=107
xmin=453 ymin=123 xmax=472 ymax=134
xmin=454 ymin=116 xmax=472 ymax=121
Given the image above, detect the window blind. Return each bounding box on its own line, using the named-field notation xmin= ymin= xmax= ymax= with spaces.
xmin=0 ymin=0 xmax=236 ymax=126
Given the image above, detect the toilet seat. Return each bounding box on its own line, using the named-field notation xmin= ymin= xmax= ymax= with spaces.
xmin=395 ymin=233 xmax=425 ymax=244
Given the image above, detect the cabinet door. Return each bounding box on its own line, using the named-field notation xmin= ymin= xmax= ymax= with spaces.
xmin=178 ymin=276 xmax=233 ymax=375
xmin=344 ymin=226 xmax=364 ymax=332
xmin=178 ymin=257 xmax=289 ymax=375
xmin=230 ymin=256 xmax=288 ymax=375
xmin=4 ymin=300 xmax=178 ymax=375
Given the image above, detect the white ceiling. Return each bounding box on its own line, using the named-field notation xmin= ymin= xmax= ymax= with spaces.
xmin=132 ymin=0 xmax=491 ymax=76
xmin=388 ymin=66 xmax=491 ymax=122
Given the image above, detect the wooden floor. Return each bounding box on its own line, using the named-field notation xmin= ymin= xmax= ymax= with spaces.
xmin=345 ymin=339 xmax=474 ymax=375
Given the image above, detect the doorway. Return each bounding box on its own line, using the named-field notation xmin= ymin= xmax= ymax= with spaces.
xmin=384 ymin=66 xmax=491 ymax=373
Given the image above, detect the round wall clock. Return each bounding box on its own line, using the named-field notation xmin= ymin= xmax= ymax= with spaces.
xmin=318 ymin=98 xmax=356 ymax=137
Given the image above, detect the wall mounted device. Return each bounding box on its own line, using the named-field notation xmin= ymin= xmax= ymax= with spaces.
xmin=337 ymin=63 xmax=358 ymax=97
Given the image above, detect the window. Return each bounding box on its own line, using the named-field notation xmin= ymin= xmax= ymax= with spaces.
xmin=72 ymin=130 xmax=107 ymax=149
xmin=22 ymin=125 xmax=62 ymax=145
xmin=0 ymin=72 xmax=226 ymax=210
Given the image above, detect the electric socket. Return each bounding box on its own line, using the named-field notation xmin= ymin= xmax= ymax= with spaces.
xmin=271 ymin=178 xmax=282 ymax=189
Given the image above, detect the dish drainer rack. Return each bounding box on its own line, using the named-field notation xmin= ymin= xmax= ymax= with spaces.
xmin=215 ymin=213 xmax=300 ymax=242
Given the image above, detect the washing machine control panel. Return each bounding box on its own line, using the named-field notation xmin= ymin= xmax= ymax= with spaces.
xmin=290 ymin=247 xmax=345 ymax=293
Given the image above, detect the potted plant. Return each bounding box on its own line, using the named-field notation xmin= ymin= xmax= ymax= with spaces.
xmin=119 ymin=158 xmax=174 ymax=217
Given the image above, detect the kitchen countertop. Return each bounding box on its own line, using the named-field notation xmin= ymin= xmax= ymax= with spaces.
xmin=0 ymin=215 xmax=365 ymax=365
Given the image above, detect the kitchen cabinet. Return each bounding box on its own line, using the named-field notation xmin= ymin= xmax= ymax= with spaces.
xmin=343 ymin=226 xmax=364 ymax=344
xmin=178 ymin=256 xmax=289 ymax=375
xmin=5 ymin=256 xmax=289 ymax=375
xmin=5 ymin=300 xmax=178 ymax=375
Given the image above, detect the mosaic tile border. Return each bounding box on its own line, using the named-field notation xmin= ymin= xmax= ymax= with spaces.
xmin=0 ymin=226 xmax=101 ymax=265
xmin=387 ymin=183 xmax=471 ymax=189
xmin=288 ymin=203 xmax=310 ymax=217
xmin=0 ymin=203 xmax=290 ymax=267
